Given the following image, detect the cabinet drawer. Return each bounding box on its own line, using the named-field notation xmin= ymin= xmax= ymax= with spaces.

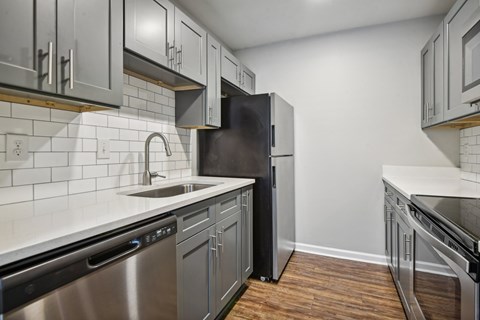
xmin=215 ymin=190 xmax=242 ymax=221
xmin=174 ymin=198 xmax=216 ymax=243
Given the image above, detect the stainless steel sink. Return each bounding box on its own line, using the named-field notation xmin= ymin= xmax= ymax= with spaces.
xmin=128 ymin=183 xmax=216 ymax=198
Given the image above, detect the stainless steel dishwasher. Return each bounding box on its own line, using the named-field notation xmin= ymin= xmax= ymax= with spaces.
xmin=0 ymin=213 xmax=177 ymax=320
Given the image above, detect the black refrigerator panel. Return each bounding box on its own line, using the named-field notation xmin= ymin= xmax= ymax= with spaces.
xmin=198 ymin=94 xmax=275 ymax=279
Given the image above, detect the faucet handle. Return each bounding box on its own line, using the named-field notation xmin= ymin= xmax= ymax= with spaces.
xmin=151 ymin=172 xmax=166 ymax=179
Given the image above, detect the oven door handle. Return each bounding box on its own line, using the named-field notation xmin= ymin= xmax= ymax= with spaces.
xmin=408 ymin=211 xmax=470 ymax=273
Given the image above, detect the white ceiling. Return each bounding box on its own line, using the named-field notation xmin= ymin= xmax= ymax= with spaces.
xmin=176 ymin=0 xmax=456 ymax=51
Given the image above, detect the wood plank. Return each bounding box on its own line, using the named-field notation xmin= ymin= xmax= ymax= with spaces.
xmin=226 ymin=252 xmax=406 ymax=319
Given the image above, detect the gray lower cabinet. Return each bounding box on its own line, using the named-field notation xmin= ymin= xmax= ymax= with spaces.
xmin=0 ymin=0 xmax=123 ymax=107
xmin=384 ymin=182 xmax=413 ymax=319
xmin=241 ymin=186 xmax=253 ymax=283
xmin=177 ymin=225 xmax=216 ymax=320
xmin=443 ymin=0 xmax=479 ymax=120
xmin=175 ymin=187 xmax=252 ymax=319
xmin=215 ymin=211 xmax=242 ymax=315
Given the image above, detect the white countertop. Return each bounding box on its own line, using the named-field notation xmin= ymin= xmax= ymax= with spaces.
xmin=0 ymin=176 xmax=254 ymax=267
xmin=382 ymin=165 xmax=480 ymax=199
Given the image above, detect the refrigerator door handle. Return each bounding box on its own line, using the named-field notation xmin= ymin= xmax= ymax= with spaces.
xmin=272 ymin=166 xmax=276 ymax=188
xmin=271 ymin=125 xmax=276 ymax=147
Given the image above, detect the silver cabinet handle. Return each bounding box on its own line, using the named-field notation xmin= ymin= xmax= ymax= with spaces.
xmin=210 ymin=234 xmax=218 ymax=258
xmin=426 ymin=102 xmax=429 ymax=120
xmin=242 ymin=193 xmax=248 ymax=207
xmin=168 ymin=41 xmax=175 ymax=69
xmin=405 ymin=234 xmax=411 ymax=261
xmin=68 ymin=49 xmax=74 ymax=89
xmin=238 ymin=70 xmax=242 ymax=85
xmin=173 ymin=46 xmax=178 ymax=71
xmin=47 ymin=42 xmax=53 ymax=85
xmin=217 ymin=229 xmax=224 ymax=253
xmin=177 ymin=45 xmax=183 ymax=69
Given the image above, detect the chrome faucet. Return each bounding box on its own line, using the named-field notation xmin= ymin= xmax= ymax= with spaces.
xmin=143 ymin=132 xmax=172 ymax=185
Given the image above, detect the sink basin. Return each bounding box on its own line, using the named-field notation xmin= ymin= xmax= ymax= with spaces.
xmin=128 ymin=183 xmax=216 ymax=198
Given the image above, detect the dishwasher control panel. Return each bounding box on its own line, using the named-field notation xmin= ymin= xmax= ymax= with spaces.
xmin=143 ymin=222 xmax=177 ymax=246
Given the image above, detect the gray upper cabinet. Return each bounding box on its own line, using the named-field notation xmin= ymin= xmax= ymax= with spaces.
xmin=206 ymin=35 xmax=221 ymax=127
xmin=240 ymin=64 xmax=256 ymax=95
xmin=0 ymin=0 xmax=123 ymax=107
xmin=221 ymin=47 xmax=242 ymax=87
xmin=215 ymin=211 xmax=242 ymax=315
xmin=221 ymin=46 xmax=256 ymax=95
xmin=124 ymin=0 xmax=175 ymax=69
xmin=57 ymin=0 xmax=123 ymax=106
xmin=443 ymin=0 xmax=480 ymax=120
xmin=421 ymin=22 xmax=444 ymax=128
xmin=174 ymin=8 xmax=207 ymax=86
xmin=0 ymin=0 xmax=56 ymax=94
xmin=241 ymin=186 xmax=253 ymax=283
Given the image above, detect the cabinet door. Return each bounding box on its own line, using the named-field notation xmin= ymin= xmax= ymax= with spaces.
xmin=444 ymin=0 xmax=480 ymax=120
xmin=430 ymin=23 xmax=444 ymax=125
xmin=173 ymin=198 xmax=216 ymax=244
xmin=396 ymin=214 xmax=412 ymax=315
xmin=215 ymin=190 xmax=242 ymax=222
xmin=177 ymin=225 xmax=216 ymax=320
xmin=221 ymin=47 xmax=241 ymax=87
xmin=241 ymin=186 xmax=253 ymax=283
xmin=0 ymin=0 xmax=56 ymax=93
xmin=384 ymin=201 xmax=393 ymax=264
xmin=124 ymin=0 xmax=175 ymax=69
xmin=57 ymin=0 xmax=123 ymax=106
xmin=206 ymin=35 xmax=221 ymax=127
xmin=421 ymin=40 xmax=433 ymax=128
xmin=174 ymin=8 xmax=207 ymax=85
xmin=241 ymin=65 xmax=256 ymax=95
xmin=216 ymin=211 xmax=242 ymax=315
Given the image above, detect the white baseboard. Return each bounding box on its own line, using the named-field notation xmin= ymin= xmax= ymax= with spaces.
xmin=295 ymin=242 xmax=387 ymax=266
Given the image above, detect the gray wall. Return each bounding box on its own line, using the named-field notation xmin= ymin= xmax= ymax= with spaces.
xmin=235 ymin=16 xmax=459 ymax=257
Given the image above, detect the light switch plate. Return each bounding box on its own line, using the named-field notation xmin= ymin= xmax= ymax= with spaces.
xmin=6 ymin=134 xmax=29 ymax=161
xmin=97 ymin=139 xmax=110 ymax=159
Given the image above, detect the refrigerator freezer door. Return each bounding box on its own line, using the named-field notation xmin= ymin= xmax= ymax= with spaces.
xmin=271 ymin=156 xmax=295 ymax=280
xmin=271 ymin=93 xmax=294 ymax=156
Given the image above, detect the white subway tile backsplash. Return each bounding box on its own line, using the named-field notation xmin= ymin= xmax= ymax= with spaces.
xmin=13 ymin=168 xmax=51 ymax=186
xmin=34 ymin=182 xmax=67 ymax=200
xmin=0 ymin=118 xmax=33 ymax=135
xmin=108 ymin=116 xmax=129 ymax=129
xmin=0 ymin=185 xmax=33 ymax=205
xmin=12 ymin=104 xmax=50 ymax=121
xmin=0 ymin=74 xmax=191 ymax=205
xmin=69 ymin=152 xmax=96 ymax=166
xmin=97 ymin=176 xmax=120 ymax=190
xmin=83 ymin=165 xmax=108 ymax=178
xmin=35 ymin=153 xmax=68 ymax=168
xmin=0 ymin=101 xmax=11 ymax=117
xmin=82 ymin=113 xmax=108 ymax=127
xmin=0 ymin=170 xmax=12 ymax=187
xmin=29 ymin=137 xmax=51 ymax=152
xmin=69 ymin=179 xmax=96 ymax=194
xmin=68 ymin=124 xmax=96 ymax=138
xmin=119 ymin=129 xmax=139 ymax=141
xmin=52 ymin=138 xmax=83 ymax=152
xmin=97 ymin=127 xmax=119 ymax=140
xmin=52 ymin=166 xmax=82 ymax=182
xmin=51 ymin=109 xmax=81 ymax=124
xmin=129 ymin=76 xmax=147 ymax=89
xmin=129 ymin=119 xmax=147 ymax=131
xmin=0 ymin=153 xmax=34 ymax=169
xmin=83 ymin=139 xmax=97 ymax=152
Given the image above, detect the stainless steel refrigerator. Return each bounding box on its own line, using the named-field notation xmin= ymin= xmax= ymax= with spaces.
xmin=198 ymin=93 xmax=295 ymax=281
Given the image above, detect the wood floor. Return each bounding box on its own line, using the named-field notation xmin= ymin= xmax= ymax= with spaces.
xmin=226 ymin=252 xmax=406 ymax=320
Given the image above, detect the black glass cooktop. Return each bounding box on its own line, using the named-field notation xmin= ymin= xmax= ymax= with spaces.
xmin=411 ymin=195 xmax=480 ymax=253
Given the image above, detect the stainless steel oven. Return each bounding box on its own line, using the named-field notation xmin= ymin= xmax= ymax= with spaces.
xmin=462 ymin=7 xmax=480 ymax=104
xmin=409 ymin=196 xmax=480 ymax=320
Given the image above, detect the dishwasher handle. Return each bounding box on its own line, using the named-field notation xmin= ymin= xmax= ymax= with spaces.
xmin=87 ymin=238 xmax=141 ymax=269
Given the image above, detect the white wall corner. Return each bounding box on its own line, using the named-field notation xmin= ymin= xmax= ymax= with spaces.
xmin=295 ymin=242 xmax=387 ymax=266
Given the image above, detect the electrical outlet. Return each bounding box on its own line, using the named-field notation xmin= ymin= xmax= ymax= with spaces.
xmin=97 ymin=139 xmax=110 ymax=159
xmin=6 ymin=134 xmax=29 ymax=161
